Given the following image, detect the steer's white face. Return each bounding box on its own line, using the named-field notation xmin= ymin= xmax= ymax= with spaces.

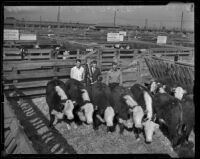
xmin=63 ymin=100 xmax=74 ymax=120
xmin=104 ymin=106 xmax=115 ymax=127
xmin=143 ymin=120 xmax=159 ymax=143
xmin=132 ymin=106 xmax=144 ymax=128
xmin=150 ymin=82 xmax=157 ymax=93
xmin=81 ymin=103 xmax=94 ymax=124
xmin=158 ymin=87 xmax=166 ymax=93
xmin=174 ymin=87 xmax=187 ymax=100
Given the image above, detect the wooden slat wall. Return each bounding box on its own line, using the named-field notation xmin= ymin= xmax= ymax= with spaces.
xmin=144 ymin=56 xmax=194 ymax=93
xmin=150 ymin=47 xmax=194 ymax=57
xmin=99 ymin=49 xmax=136 ymax=71
xmin=3 ymin=59 xmax=77 ymax=97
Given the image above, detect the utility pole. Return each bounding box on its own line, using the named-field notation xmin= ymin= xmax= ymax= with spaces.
xmin=40 ymin=16 xmax=42 ymax=28
xmin=160 ymin=21 xmax=162 ymax=31
xmin=114 ymin=10 xmax=116 ymax=27
xmin=114 ymin=9 xmax=119 ymax=27
xmin=57 ymin=6 xmax=61 ymax=29
xmin=180 ymin=11 xmax=183 ymax=32
xmin=145 ymin=19 xmax=148 ymax=30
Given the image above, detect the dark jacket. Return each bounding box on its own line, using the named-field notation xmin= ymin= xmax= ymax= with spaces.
xmin=85 ymin=65 xmax=101 ymax=84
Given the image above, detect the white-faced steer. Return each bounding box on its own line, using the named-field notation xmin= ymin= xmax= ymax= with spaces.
xmin=130 ymin=83 xmax=159 ymax=143
xmin=46 ymin=79 xmax=74 ymax=128
xmin=110 ymin=85 xmax=143 ymax=135
xmin=65 ymin=78 xmax=94 ymax=125
xmin=86 ymin=81 xmax=116 ymax=132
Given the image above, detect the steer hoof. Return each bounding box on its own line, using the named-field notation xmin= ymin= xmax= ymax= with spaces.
xmin=93 ymin=126 xmax=99 ymax=131
xmin=73 ymin=124 xmax=78 ymax=129
xmin=66 ymin=124 xmax=71 ymax=130
xmin=136 ymin=138 xmax=141 ymax=142
xmin=145 ymin=141 xmax=152 ymax=144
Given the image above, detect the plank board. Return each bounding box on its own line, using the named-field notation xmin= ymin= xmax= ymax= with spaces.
xmin=25 ymin=55 xmax=51 ymax=60
xmin=3 ymin=60 xmax=75 ymax=71
xmin=3 ymin=56 xmax=21 ymax=60
xmin=4 ymin=69 xmax=71 ymax=80
xmin=27 ymin=49 xmax=52 ymax=54
xmin=6 ymin=88 xmax=46 ymax=97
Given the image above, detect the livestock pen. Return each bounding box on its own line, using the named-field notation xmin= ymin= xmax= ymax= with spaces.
xmin=3 ymin=46 xmax=194 ymax=156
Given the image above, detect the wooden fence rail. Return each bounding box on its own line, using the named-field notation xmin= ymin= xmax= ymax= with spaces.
xmin=3 ymin=59 xmax=77 ymax=97
xmin=3 ymin=48 xmax=81 ymax=61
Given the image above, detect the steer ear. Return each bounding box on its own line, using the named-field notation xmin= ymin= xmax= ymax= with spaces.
xmin=72 ymin=101 xmax=77 ymax=105
xmin=154 ymin=123 xmax=159 ymax=129
xmin=152 ymin=114 xmax=157 ymax=122
xmin=144 ymin=82 xmax=150 ymax=86
xmin=177 ymin=124 xmax=184 ymax=135
xmin=182 ymin=124 xmax=187 ymax=132
xmin=183 ymin=89 xmax=187 ymax=94
xmin=171 ymin=88 xmax=176 ymax=92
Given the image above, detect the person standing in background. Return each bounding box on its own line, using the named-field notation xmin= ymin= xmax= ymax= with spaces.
xmin=106 ymin=61 xmax=123 ymax=89
xmin=70 ymin=59 xmax=85 ymax=82
xmin=85 ymin=60 xmax=101 ymax=86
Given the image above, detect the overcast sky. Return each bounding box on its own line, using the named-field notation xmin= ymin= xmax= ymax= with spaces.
xmin=4 ymin=3 xmax=194 ymax=30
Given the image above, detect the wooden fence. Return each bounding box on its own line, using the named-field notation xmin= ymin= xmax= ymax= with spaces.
xmin=3 ymin=45 xmax=194 ymax=96
xmin=150 ymin=47 xmax=194 ymax=57
xmin=3 ymin=59 xmax=76 ymax=97
xmin=99 ymin=48 xmax=137 ymax=71
xmin=3 ymin=48 xmax=81 ymax=61
xmin=144 ymin=56 xmax=194 ymax=93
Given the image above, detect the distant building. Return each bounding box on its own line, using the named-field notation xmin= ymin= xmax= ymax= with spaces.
xmin=4 ymin=17 xmax=94 ymax=30
xmin=93 ymin=23 xmax=120 ymax=30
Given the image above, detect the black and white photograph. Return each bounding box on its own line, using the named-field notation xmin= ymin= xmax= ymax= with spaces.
xmin=2 ymin=3 xmax=195 ymax=157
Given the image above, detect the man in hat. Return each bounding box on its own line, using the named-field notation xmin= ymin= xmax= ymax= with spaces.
xmin=85 ymin=60 xmax=101 ymax=86
xmin=106 ymin=61 xmax=123 ymax=89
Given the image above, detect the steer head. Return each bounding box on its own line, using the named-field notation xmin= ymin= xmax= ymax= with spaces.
xmin=172 ymin=87 xmax=187 ymax=100
xmin=80 ymin=101 xmax=94 ymax=124
xmin=142 ymin=120 xmax=159 ymax=143
xmin=62 ymin=99 xmax=75 ymax=120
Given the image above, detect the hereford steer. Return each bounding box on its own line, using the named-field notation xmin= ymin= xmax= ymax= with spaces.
xmin=178 ymin=94 xmax=195 ymax=147
xmin=130 ymin=83 xmax=159 ymax=143
xmin=65 ymin=78 xmax=94 ymax=125
xmin=86 ymin=81 xmax=116 ymax=132
xmin=145 ymin=81 xmax=172 ymax=95
xmin=46 ymin=79 xmax=74 ymax=128
xmin=110 ymin=86 xmax=139 ymax=134
xmin=153 ymin=93 xmax=186 ymax=148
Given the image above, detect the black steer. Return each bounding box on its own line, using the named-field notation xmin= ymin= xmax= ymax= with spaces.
xmin=153 ymin=93 xmax=186 ymax=148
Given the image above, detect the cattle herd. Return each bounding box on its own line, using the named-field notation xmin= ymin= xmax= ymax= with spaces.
xmin=46 ymin=78 xmax=194 ymax=152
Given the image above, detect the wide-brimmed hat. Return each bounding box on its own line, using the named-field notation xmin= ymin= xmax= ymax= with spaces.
xmin=112 ymin=61 xmax=118 ymax=65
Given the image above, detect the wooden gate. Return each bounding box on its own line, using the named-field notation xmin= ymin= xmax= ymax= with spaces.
xmin=144 ymin=56 xmax=194 ymax=93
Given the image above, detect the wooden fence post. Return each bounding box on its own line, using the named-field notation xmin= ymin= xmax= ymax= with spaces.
xmin=77 ymin=49 xmax=80 ymax=59
xmin=98 ymin=49 xmax=102 ymax=72
xmin=137 ymin=59 xmax=142 ymax=84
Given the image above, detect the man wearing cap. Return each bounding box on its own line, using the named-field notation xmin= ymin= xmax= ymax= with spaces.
xmin=70 ymin=59 xmax=85 ymax=82
xmin=106 ymin=61 xmax=123 ymax=89
xmin=85 ymin=60 xmax=101 ymax=86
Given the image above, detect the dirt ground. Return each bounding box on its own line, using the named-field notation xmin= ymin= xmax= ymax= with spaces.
xmin=30 ymin=97 xmax=187 ymax=156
